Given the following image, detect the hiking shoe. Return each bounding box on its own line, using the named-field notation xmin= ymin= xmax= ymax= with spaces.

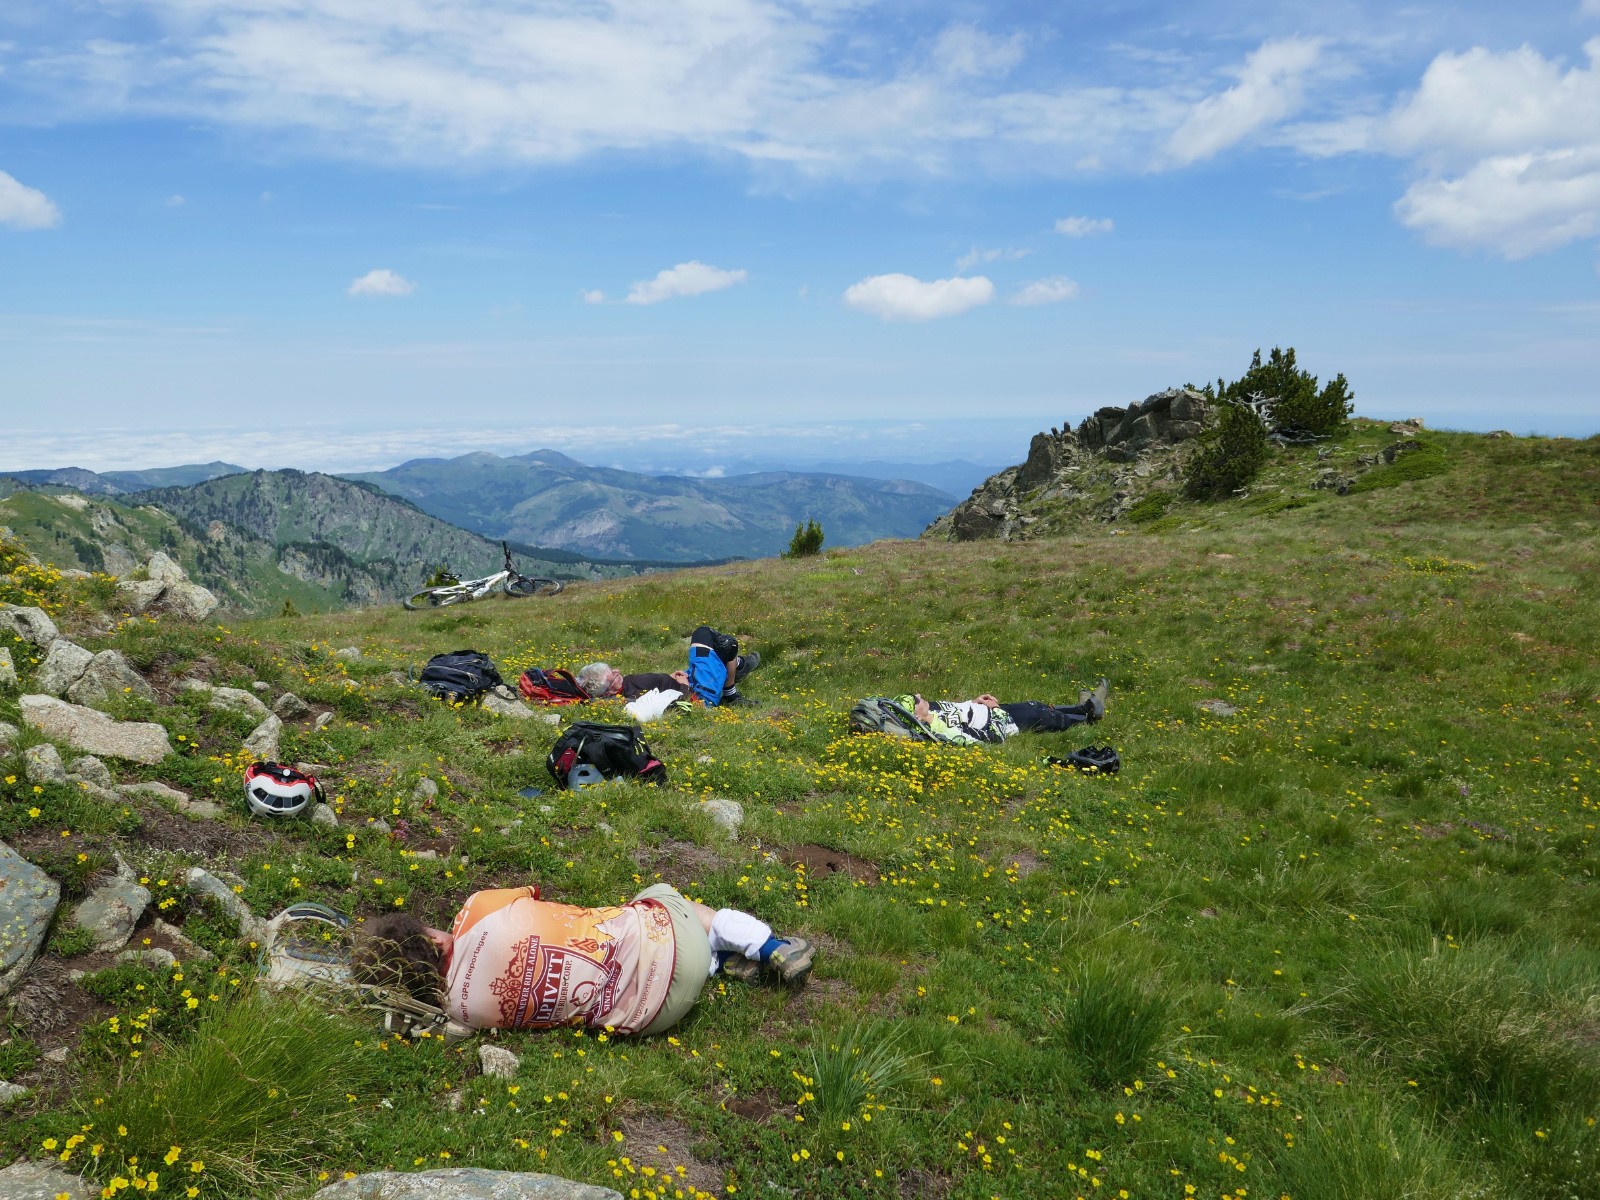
xmin=766 ymin=936 xmax=815 ymax=985
xmin=719 ymin=689 xmax=756 ymax=708
xmin=718 ymin=953 xmax=761 ymax=983
xmin=1077 ymin=678 xmax=1109 ymax=722
xmin=734 ymin=651 xmax=761 ymax=682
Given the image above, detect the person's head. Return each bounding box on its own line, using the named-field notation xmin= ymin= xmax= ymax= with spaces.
xmin=576 ymin=662 xmax=624 ymax=697
xmin=350 ymin=913 xmax=446 ymax=1004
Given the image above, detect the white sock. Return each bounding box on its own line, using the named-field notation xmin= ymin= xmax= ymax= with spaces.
xmin=708 ymin=908 xmax=772 ymax=960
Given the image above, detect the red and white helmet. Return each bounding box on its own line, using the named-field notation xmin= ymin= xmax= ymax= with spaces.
xmin=244 ymin=761 xmax=322 ymax=819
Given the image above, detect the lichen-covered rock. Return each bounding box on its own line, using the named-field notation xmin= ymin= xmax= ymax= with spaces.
xmin=24 ymin=744 xmax=69 ymax=785
xmin=308 ymin=1169 xmax=622 ymax=1200
xmin=0 ymin=842 xmax=60 ymax=999
xmin=482 ymin=692 xmax=534 ymax=719
xmin=478 ymin=1044 xmax=520 ymax=1079
xmin=74 ymin=865 xmax=151 ymax=952
xmin=699 ymin=798 xmax=744 ymax=838
xmin=185 ymin=867 xmax=266 ymax=940
xmin=0 ymin=647 xmax=15 ymax=690
xmin=274 ymin=692 xmax=311 ymax=720
xmin=0 ymin=604 xmax=59 ymax=648
xmin=0 ymin=721 xmax=18 ymax=754
xmin=0 ymin=1159 xmax=94 ymax=1200
xmin=35 ymin=639 xmax=94 ymax=697
xmin=19 ymin=695 xmax=172 ymax=764
xmin=145 ymin=551 xmax=187 ymax=584
xmin=66 ymin=650 xmax=156 ymax=706
xmin=157 ymin=582 xmax=219 ymax=622
xmin=206 ymin=685 xmax=271 ymax=722
xmin=118 ymin=780 xmax=189 ymax=804
xmin=310 ymin=803 xmax=339 ymax=827
xmin=66 ymin=755 xmax=113 ymax=788
xmin=116 ymin=579 xmax=166 ymax=615
xmin=243 ymin=713 xmax=283 ymax=760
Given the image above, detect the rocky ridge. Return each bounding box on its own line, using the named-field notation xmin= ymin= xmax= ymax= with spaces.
xmin=926 ymin=387 xmax=1211 ymax=541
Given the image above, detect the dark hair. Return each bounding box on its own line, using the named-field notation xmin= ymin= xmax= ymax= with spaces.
xmin=350 ymin=913 xmax=445 ymax=1004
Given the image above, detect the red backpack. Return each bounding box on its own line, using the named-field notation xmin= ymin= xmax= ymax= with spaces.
xmin=518 ymin=667 xmax=591 ymax=706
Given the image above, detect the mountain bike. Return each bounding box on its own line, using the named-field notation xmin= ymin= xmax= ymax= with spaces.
xmin=403 ymin=543 xmax=564 ymax=609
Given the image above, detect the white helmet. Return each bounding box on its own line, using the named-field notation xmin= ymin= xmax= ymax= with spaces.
xmin=244 ymin=761 xmax=322 ymax=818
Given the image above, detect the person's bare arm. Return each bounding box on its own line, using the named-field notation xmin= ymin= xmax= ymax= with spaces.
xmin=976 ymin=694 xmax=1000 ymax=708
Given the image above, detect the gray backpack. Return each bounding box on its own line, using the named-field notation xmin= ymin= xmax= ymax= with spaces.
xmin=848 ymin=697 xmax=934 ymax=741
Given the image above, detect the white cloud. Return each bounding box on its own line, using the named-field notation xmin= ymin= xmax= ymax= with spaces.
xmin=0 ymin=170 xmax=62 ymax=230
xmin=955 ymin=246 xmax=1031 ymax=271
xmin=1054 ymin=216 xmax=1113 ymax=237
xmin=165 ymin=193 xmax=185 ymax=206
xmin=843 ymin=273 xmax=994 ymax=321
xmin=1167 ymin=37 xmax=1323 ymax=165
xmin=1583 ymin=0 xmax=1600 ymax=17
xmin=581 ymin=289 xmax=606 ymax=304
xmin=929 ymin=24 xmax=1026 ymax=79
xmin=625 ymin=261 xmax=747 ymax=305
xmin=347 ymin=269 xmax=416 ymax=297
xmin=1010 ymin=276 xmax=1079 ymax=306
xmin=1378 ymin=42 xmax=1600 ymax=258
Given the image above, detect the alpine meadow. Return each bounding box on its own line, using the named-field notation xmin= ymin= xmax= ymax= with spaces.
xmin=1 ymin=422 xmax=1597 ymax=1200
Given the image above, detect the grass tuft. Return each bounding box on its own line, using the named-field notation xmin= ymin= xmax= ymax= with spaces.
xmin=1057 ymin=960 xmax=1170 ymax=1089
xmin=807 ymin=1021 xmax=925 ymax=1124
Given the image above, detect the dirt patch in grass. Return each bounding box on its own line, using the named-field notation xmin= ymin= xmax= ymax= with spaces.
xmin=632 ymin=839 xmax=731 ymax=879
xmin=1412 ymin=821 xmax=1458 ymax=839
xmin=1000 ymin=849 xmax=1044 ymax=878
xmin=124 ymin=801 xmax=279 ymax=860
xmin=616 ymin=1113 xmax=724 ymax=1196
xmin=897 ymin=1167 xmax=955 ymax=1199
xmin=724 ymin=1088 xmax=796 ymax=1123
xmin=7 ymin=958 xmax=113 ymax=1052
xmin=782 ymin=845 xmax=879 ymax=885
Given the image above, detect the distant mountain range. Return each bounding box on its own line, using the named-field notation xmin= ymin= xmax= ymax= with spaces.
xmin=2 ymin=461 xmax=247 ymax=494
xmin=347 ymin=450 xmax=955 ymax=560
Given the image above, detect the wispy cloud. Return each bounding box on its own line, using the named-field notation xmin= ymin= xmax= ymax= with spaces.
xmin=1054 ymin=216 xmax=1113 ymax=237
xmin=0 ymin=170 xmax=62 ymax=230
xmin=347 ymin=268 xmax=416 ymax=297
xmin=581 ymin=289 xmax=606 ymax=304
xmin=843 ymin=274 xmax=994 ymax=321
xmin=1167 ymin=37 xmax=1323 ymax=165
xmin=625 ymin=262 xmax=747 ymax=305
xmin=165 ymin=193 xmax=185 ymax=206
xmin=1010 ymin=276 xmax=1079 ymax=306
xmin=955 ymin=246 xmax=1031 ymax=271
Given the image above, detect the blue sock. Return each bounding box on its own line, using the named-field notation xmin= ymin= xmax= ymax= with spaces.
xmin=757 ymin=936 xmax=785 ymax=962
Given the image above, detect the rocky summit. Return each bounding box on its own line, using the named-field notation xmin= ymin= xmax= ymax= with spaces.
xmin=927 ymin=387 xmax=1209 ymax=540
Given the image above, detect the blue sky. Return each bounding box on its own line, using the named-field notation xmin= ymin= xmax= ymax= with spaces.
xmin=2 ymin=0 xmax=1598 ymax=474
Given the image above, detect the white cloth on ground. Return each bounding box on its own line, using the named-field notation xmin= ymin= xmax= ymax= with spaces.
xmin=624 ymin=687 xmax=683 ymax=722
xmin=706 ymin=908 xmax=773 ymax=975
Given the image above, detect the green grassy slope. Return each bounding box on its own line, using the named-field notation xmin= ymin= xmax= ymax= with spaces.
xmin=1 ymin=430 xmax=1596 ymax=1200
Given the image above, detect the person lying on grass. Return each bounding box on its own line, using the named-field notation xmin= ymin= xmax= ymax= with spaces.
xmin=352 ymin=883 xmax=811 ymax=1037
xmin=908 ymin=678 xmax=1109 ymax=744
xmin=577 ymin=625 xmax=761 ymax=708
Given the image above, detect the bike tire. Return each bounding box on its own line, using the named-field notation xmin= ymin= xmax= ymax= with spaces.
xmin=404 ymin=588 xmax=465 ymax=610
xmin=503 ymin=576 xmax=564 ymax=598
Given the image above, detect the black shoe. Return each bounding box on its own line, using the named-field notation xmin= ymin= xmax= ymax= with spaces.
xmin=1077 ymin=679 xmax=1108 ymax=722
xmin=719 ymin=689 xmax=755 ymax=708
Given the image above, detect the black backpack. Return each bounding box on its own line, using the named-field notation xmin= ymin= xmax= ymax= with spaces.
xmin=419 ymin=650 xmax=503 ymax=704
xmin=1047 ymin=746 xmax=1121 ymax=774
xmin=545 ymin=721 xmax=667 ymax=788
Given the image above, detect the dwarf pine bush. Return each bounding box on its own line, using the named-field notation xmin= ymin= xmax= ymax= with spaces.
xmin=785 ymin=519 xmax=824 ymax=557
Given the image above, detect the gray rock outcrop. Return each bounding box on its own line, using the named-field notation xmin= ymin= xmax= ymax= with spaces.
xmin=308 ymin=1169 xmax=622 ymax=1200
xmin=115 ymin=554 xmax=219 ymax=622
xmin=0 ymin=647 xmax=15 ymax=690
xmin=118 ymin=780 xmax=188 ymax=803
xmin=187 ymin=683 xmax=272 ymax=722
xmin=0 ymin=722 xmax=17 ymax=754
xmin=0 ymin=1160 xmax=95 ymax=1200
xmin=0 ymin=605 xmax=59 ymax=648
xmin=66 ymin=650 xmax=155 ymax=706
xmin=928 ymin=387 xmax=1209 ymax=542
xmin=19 ymin=695 xmax=173 ymax=764
xmin=35 ymin=639 xmax=94 ymax=697
xmin=0 ymin=842 xmax=60 ymax=998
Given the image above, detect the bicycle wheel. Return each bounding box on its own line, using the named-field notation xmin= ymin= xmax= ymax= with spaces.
xmin=404 ymin=588 xmax=465 ymax=610
xmin=503 ymin=576 xmax=564 ymax=598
